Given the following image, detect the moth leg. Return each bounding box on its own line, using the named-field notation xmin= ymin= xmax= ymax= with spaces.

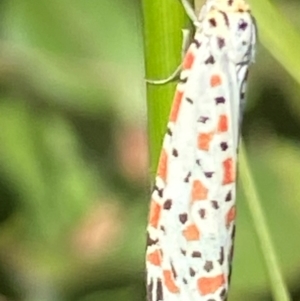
xmin=146 ymin=29 xmax=191 ymax=85
xmin=181 ymin=28 xmax=192 ymax=59
xmin=180 ymin=0 xmax=198 ymax=23
xmin=146 ymin=65 xmax=182 ymax=85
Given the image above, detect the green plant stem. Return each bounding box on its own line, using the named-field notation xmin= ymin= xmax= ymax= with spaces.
xmin=239 ymin=142 xmax=291 ymax=301
xmin=142 ymin=0 xmax=193 ymax=176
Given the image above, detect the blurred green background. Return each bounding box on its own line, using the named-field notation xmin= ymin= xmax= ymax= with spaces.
xmin=0 ymin=0 xmax=299 ymax=300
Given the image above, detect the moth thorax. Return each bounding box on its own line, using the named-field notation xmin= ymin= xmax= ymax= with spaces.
xmin=207 ymin=0 xmax=250 ymax=13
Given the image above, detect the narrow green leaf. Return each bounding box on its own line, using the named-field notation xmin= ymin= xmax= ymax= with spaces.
xmin=142 ymin=0 xmax=193 ymax=177
xmin=239 ymin=142 xmax=291 ymax=301
xmin=249 ymin=0 xmax=300 ymax=86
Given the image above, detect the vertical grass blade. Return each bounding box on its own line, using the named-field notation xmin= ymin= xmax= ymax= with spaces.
xmin=239 ymin=142 xmax=291 ymax=301
xmin=141 ymin=0 xmax=193 ymax=176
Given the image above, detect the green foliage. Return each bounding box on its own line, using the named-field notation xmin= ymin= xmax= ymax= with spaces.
xmin=0 ymin=0 xmax=300 ymax=301
xmin=0 ymin=0 xmax=146 ymax=300
xmin=249 ymin=0 xmax=300 ymax=87
xmin=240 ymin=142 xmax=291 ymax=301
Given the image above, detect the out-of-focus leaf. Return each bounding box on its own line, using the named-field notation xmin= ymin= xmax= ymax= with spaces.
xmin=249 ymin=0 xmax=300 ymax=90
xmin=230 ymin=137 xmax=300 ymax=298
xmin=267 ymin=139 xmax=300 ymax=218
xmin=0 ymin=98 xmax=97 ymax=244
xmin=2 ymin=0 xmax=145 ymax=119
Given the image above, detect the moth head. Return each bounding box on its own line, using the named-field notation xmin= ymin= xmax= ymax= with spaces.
xmin=207 ymin=0 xmax=251 ymax=13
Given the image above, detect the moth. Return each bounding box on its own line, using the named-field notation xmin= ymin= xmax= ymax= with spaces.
xmin=146 ymin=0 xmax=256 ymax=300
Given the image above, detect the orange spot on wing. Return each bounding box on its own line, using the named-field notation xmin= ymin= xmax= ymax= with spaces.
xmin=163 ymin=270 xmax=180 ymax=293
xmin=149 ymin=200 xmax=162 ymax=228
xmin=147 ymin=250 xmax=162 ymax=266
xmin=192 ymin=180 xmax=208 ymax=201
xmin=218 ymin=115 xmax=228 ymax=132
xmin=182 ymin=224 xmax=200 ymax=241
xmin=210 ymin=74 xmax=222 ymax=87
xmin=226 ymin=205 xmax=236 ymax=227
xmin=157 ymin=149 xmax=168 ymax=183
xmin=183 ymin=51 xmax=195 ymax=70
xmin=197 ymin=274 xmax=225 ymax=295
xmin=197 ymin=132 xmax=214 ymax=151
xmin=223 ymin=158 xmax=235 ymax=184
xmin=169 ymin=90 xmax=183 ymax=122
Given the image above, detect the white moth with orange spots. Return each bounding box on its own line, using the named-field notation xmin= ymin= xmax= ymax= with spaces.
xmin=146 ymin=0 xmax=256 ymax=300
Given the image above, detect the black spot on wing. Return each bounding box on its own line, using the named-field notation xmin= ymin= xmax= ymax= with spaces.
xmin=218 ymin=37 xmax=225 ymax=49
xmin=231 ymin=225 xmax=236 ymax=240
xmin=203 ymin=261 xmax=214 ymax=272
xmin=153 ymin=185 xmax=164 ymax=198
xmin=225 ymin=191 xmax=232 ymax=202
xmin=198 ymin=116 xmax=209 ymax=123
xmin=172 ymin=148 xmax=179 ymax=157
xmin=211 ymin=200 xmax=219 ymax=209
xmin=209 ymin=18 xmax=217 ymax=27
xmin=147 ymin=278 xmax=153 ymax=301
xmin=192 ymin=251 xmax=202 ymax=258
xmin=184 ymin=171 xmax=192 ymax=183
xmin=219 ymin=247 xmax=225 ymax=265
xmin=215 ymin=97 xmax=226 ymax=104
xmin=199 ymin=209 xmax=206 ymax=219
xmin=220 ymin=142 xmax=228 ymax=151
xmin=189 ymin=268 xmax=196 ymax=277
xmin=220 ymin=288 xmax=227 ymax=300
xmin=239 ymin=20 xmax=248 ymax=31
xmin=146 ymin=231 xmax=158 ymax=246
xmin=220 ymin=11 xmax=229 ymax=26
xmin=205 ymin=172 xmax=214 ymax=178
xmin=179 ymin=213 xmax=188 ymax=224
xmin=163 ymin=199 xmax=172 ymax=210
xmin=205 ymin=55 xmax=215 ymax=64
xmin=171 ymin=262 xmax=177 ymax=278
xmin=186 ymin=97 xmax=193 ymax=104
xmin=156 ymin=279 xmax=163 ymax=301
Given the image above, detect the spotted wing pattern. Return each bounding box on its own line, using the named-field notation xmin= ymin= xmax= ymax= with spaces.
xmin=146 ymin=1 xmax=256 ymax=300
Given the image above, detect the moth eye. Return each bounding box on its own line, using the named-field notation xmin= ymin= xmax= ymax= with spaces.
xmin=238 ymin=19 xmax=248 ymax=31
